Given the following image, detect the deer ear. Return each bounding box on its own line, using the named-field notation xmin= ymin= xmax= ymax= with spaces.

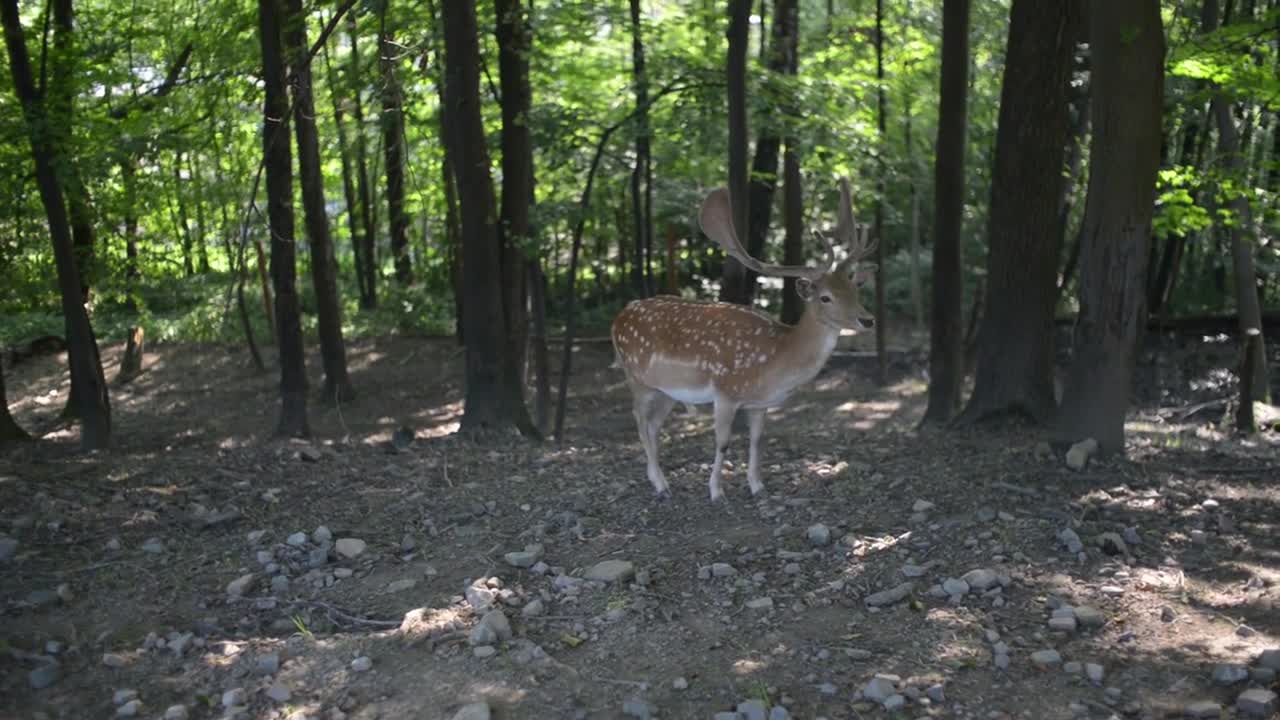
xmin=796 ymin=277 xmax=815 ymax=300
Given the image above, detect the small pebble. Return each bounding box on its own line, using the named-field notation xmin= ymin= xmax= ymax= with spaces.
xmin=164 ymin=706 xmax=188 ymax=720
xmin=115 ymin=699 xmax=142 ymax=717
xmin=672 ymin=676 xmax=688 ymax=690
xmin=351 ymin=656 xmax=373 ymax=672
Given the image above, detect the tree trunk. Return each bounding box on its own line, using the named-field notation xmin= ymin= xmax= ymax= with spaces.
xmin=496 ymin=0 xmax=534 ymax=423
xmin=258 ymin=0 xmax=310 ymax=437
xmin=115 ymin=326 xmax=145 ymax=384
xmin=0 ymin=360 xmax=30 ymax=444
xmin=348 ymin=11 xmax=378 ymax=308
xmin=322 ymin=31 xmax=370 ymax=310
xmin=441 ymin=0 xmax=536 ymax=437
xmin=921 ymin=0 xmax=971 ymax=425
xmin=718 ymin=0 xmax=752 ymax=304
xmin=529 ymin=261 xmax=551 ymax=434
xmin=628 ymin=0 xmax=652 ymax=298
xmin=173 ymin=154 xmax=196 ymax=276
xmin=1203 ymin=0 xmax=1270 ymax=413
xmin=1055 ymin=0 xmax=1165 ymax=454
xmin=873 ymin=0 xmax=888 ymax=383
xmin=380 ymin=12 xmax=412 ymax=286
xmin=190 ymin=152 xmax=210 ymax=274
xmin=956 ymin=0 xmax=1081 ymax=426
xmin=780 ymin=135 xmax=805 ymax=325
xmin=739 ymin=0 xmax=798 ymax=307
xmin=122 ymin=156 xmax=140 ymax=310
xmin=2 ymin=0 xmax=111 ymax=450
xmin=50 ymin=0 xmax=94 ymax=305
xmin=286 ymin=0 xmax=354 ymax=404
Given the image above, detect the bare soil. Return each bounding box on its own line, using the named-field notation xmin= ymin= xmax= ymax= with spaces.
xmin=1 ymin=331 xmax=1278 ymax=720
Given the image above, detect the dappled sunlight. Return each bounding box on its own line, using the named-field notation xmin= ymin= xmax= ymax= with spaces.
xmin=731 ymin=657 xmax=770 ymax=675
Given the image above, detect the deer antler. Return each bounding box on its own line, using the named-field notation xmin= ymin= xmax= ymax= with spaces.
xmin=835 ymin=177 xmax=877 ymax=271
xmin=700 ymin=187 xmax=834 ymax=280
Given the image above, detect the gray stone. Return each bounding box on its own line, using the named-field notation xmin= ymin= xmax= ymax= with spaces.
xmin=0 ymin=537 xmax=18 ymax=562
xmin=255 ymin=654 xmax=279 ymax=675
xmin=265 ymin=683 xmax=291 ymax=703
xmin=1251 ymin=667 xmax=1277 ymax=684
xmin=221 ymin=688 xmax=247 ymax=708
xmin=863 ymin=675 xmax=898 ymax=703
xmin=901 ymin=564 xmax=928 ymax=578
xmin=473 ymin=645 xmax=496 ymax=658
xmin=287 ymin=532 xmax=307 ymax=546
xmin=312 ymin=525 xmax=332 ymax=543
xmin=1065 ymin=438 xmax=1098 ymax=470
xmin=335 ymin=538 xmax=366 ymax=558
xmin=865 ymin=582 xmax=915 ymax=607
xmin=474 ymin=610 xmax=513 ymax=644
xmin=961 ymin=568 xmax=1000 ymax=591
xmin=1049 ymin=616 xmax=1077 ymax=632
xmin=115 ymin=699 xmax=142 ymax=717
xmin=28 ymin=664 xmax=61 ymax=689
xmin=913 ymin=499 xmax=936 ymax=513
xmin=1212 ymin=663 xmax=1249 ymax=686
xmin=270 ymin=575 xmax=290 ymax=594
xmin=711 ymin=562 xmax=738 ymax=577
xmin=504 ymin=544 xmax=545 ymax=568
xmin=1063 ymin=661 xmax=1083 ymax=674
xmin=141 ymin=538 xmax=165 ymax=554
xmin=769 ymin=707 xmax=790 ymax=720
xmin=942 ymin=578 xmax=970 ymax=596
xmin=1073 ymin=605 xmax=1106 ymax=629
xmin=1258 ymin=649 xmax=1280 ymax=671
xmin=163 ymin=706 xmax=188 ymax=720
xmin=746 ymin=597 xmax=774 ymax=610
xmin=1059 ymin=528 xmax=1085 ymax=554
xmin=114 ymin=689 xmax=139 ymax=705
xmin=450 ymin=703 xmax=492 ymax=720
xmin=1031 ymin=649 xmax=1062 ymax=667
xmin=927 ymin=684 xmax=945 ymax=703
xmin=714 ymin=714 xmax=741 ymax=720
xmin=994 ymin=653 xmax=1010 ymax=670
xmin=1122 ymin=526 xmax=1142 ymax=545
xmin=102 ymin=653 xmax=127 ymax=667
xmin=351 ymin=656 xmax=373 ymax=672
xmin=1237 ymin=689 xmax=1277 ymax=717
xmin=585 ymin=559 xmax=635 ymax=583
xmin=522 ymin=598 xmax=545 ymax=617
xmin=1086 ymin=663 xmax=1105 ymax=684
xmin=883 ymin=695 xmax=906 ymax=712
xmin=623 ymin=699 xmax=654 ymax=718
xmin=807 ymin=524 xmax=831 ymax=547
xmin=737 ymin=699 xmax=768 ymax=720
xmin=672 ymin=677 xmax=689 ymax=690
xmin=226 ymin=573 xmax=256 ymax=598
xmin=1184 ymin=701 xmax=1221 ymax=719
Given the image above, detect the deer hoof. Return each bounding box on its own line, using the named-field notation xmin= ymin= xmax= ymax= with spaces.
xmin=654 ymin=488 xmax=672 ymax=502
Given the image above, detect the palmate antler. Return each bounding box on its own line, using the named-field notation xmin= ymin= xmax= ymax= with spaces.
xmin=699 ymin=187 xmax=835 ymax=280
xmin=834 ymin=176 xmax=877 ymax=273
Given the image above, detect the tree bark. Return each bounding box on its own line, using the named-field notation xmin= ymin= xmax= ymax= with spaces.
xmin=322 ymin=30 xmax=370 ymax=310
xmin=2 ymin=0 xmax=111 ymax=450
xmin=628 ymin=0 xmax=652 ymax=298
xmin=380 ymin=11 xmax=412 ymax=286
xmin=956 ymin=0 xmax=1081 ymax=426
xmin=921 ymin=0 xmax=970 ymax=425
xmin=780 ymin=135 xmax=805 ymax=325
xmin=1 ymin=360 xmax=30 ymax=444
xmin=50 ymin=0 xmax=94 ymax=305
xmin=286 ymin=0 xmax=354 ymax=404
xmin=873 ymin=0 xmax=888 ymax=383
xmin=1055 ymin=0 xmax=1165 ymax=454
xmin=718 ymin=0 xmax=752 ymax=304
xmin=442 ymin=0 xmax=536 ymax=437
xmin=348 ymin=11 xmax=378 ymax=308
xmin=258 ymin=0 xmax=310 ymax=437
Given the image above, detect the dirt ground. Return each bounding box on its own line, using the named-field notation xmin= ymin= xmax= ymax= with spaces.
xmin=1 ymin=329 xmax=1278 ymax=720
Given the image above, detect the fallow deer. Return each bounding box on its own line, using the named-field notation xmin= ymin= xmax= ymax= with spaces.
xmin=610 ymin=180 xmax=877 ymax=502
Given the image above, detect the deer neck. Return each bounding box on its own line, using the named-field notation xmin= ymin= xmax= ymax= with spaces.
xmin=756 ymin=301 xmax=840 ymax=401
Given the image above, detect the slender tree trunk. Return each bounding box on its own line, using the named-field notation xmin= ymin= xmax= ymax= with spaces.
xmin=780 ymin=136 xmax=805 ymax=325
xmin=956 ymin=0 xmax=1081 ymax=426
xmin=2 ymin=0 xmax=111 ymax=450
xmin=1055 ymin=0 xmax=1165 ymax=454
xmin=173 ymin=153 xmax=196 ymax=276
xmin=322 ymin=31 xmax=370 ymax=309
xmin=921 ymin=0 xmax=971 ymax=424
xmin=380 ymin=10 xmax=412 ymax=286
xmin=873 ymin=0 xmax=888 ymax=382
xmin=441 ymin=0 xmax=536 ymax=437
xmin=122 ymin=156 xmax=140 ymax=310
xmin=1203 ymin=0 xmax=1270 ymax=414
xmin=348 ymin=11 xmax=378 ymax=308
xmin=718 ymin=0 xmax=752 ymax=304
xmin=286 ymin=0 xmax=354 ymax=403
xmin=50 ymin=0 xmax=94 ymax=305
xmin=628 ymin=0 xmax=652 ymax=298
xmin=190 ymin=152 xmax=210 ymax=273
xmin=529 ymin=261 xmax=551 ymax=434
xmin=258 ymin=0 xmax=309 ymax=437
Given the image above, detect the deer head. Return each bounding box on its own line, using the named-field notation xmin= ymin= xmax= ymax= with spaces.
xmin=698 ymin=177 xmax=878 ymax=332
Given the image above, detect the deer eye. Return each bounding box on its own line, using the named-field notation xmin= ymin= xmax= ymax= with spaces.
xmin=820 ymin=295 xmax=832 ymax=304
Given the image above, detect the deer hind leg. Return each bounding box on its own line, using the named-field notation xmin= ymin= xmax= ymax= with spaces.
xmin=707 ymin=397 xmax=740 ymax=502
xmin=630 ymin=383 xmax=672 ymax=498
xmin=746 ymin=408 xmax=767 ymax=496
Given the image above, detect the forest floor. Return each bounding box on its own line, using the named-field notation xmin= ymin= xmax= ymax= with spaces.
xmin=2 ymin=329 xmax=1279 ymax=720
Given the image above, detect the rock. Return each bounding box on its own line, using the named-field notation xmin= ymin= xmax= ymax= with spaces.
xmin=465 ymin=579 xmax=498 ymax=611
xmin=865 ymin=582 xmax=915 ymax=607
xmin=0 ymin=537 xmax=17 ymax=562
xmin=1031 ymin=649 xmax=1062 ymax=668
xmin=226 ymin=573 xmax=257 ymax=598
xmin=351 ymin=656 xmax=373 ymax=672
xmin=1212 ymin=663 xmax=1249 ymax=686
xmin=386 ymin=578 xmax=418 ymax=593
xmin=1258 ymin=649 xmax=1280 ymax=670
xmin=530 ymin=561 xmax=550 ymax=575
xmin=450 ymin=702 xmax=492 ymax=720
xmin=102 ymin=653 xmax=127 ymax=668
xmin=1065 ymin=438 xmax=1098 ymax=470
xmin=863 ymin=675 xmax=898 ymax=703
xmin=714 ymin=714 xmax=741 ymax=720
xmin=585 ymin=559 xmax=635 ymax=583
xmin=270 ymin=575 xmax=290 ymax=594
xmin=746 ymin=597 xmax=774 ymax=610
xmin=807 ymin=524 xmax=831 ymax=547
xmin=471 ymin=610 xmax=513 ymax=645
xmin=672 ymin=676 xmax=688 ymax=690
xmin=883 ymin=695 xmax=906 ymax=712
xmin=913 ymin=500 xmax=936 ymax=513
xmin=1063 ymin=661 xmax=1083 ymax=674
xmin=114 ymin=689 xmax=140 ymax=705
xmin=116 ymin=700 xmax=142 ymax=717
xmin=1058 ymin=528 xmax=1085 ymax=554
xmin=222 ymin=688 xmax=247 ymax=708
xmin=313 ymin=526 xmax=333 ymax=543
xmin=1160 ymin=606 xmax=1176 ymax=622
xmin=1049 ymin=616 xmax=1077 ymax=632
xmin=164 ymin=706 xmax=188 ymax=720
xmin=505 ymin=544 xmax=545 ymax=568
xmin=961 ymin=568 xmax=1000 ymax=591
xmin=473 ymin=645 xmax=497 ymax=658
xmin=1251 ymin=667 xmax=1277 ymax=684
xmin=1237 ymin=689 xmax=1277 ymax=717
xmin=28 ymin=663 xmax=61 ymax=689
xmin=522 ymin=598 xmax=545 ymax=617
xmin=712 ymin=562 xmax=738 ymax=577
xmin=994 ymin=653 xmax=1010 ymax=670
xmin=927 ymin=684 xmax=945 ymax=703
xmin=1098 ymin=532 xmax=1128 ymax=556
xmin=287 ymin=532 xmax=308 ymax=546
xmin=1086 ymin=663 xmax=1105 ymax=684
xmin=335 ymin=538 xmax=366 ymax=558
xmin=737 ymin=699 xmax=768 ymax=720
xmin=1100 ymin=585 xmax=1125 ymax=596
xmin=901 ymin=564 xmax=928 ymax=578
xmin=1073 ymin=605 xmax=1106 ymax=629
xmin=1184 ymin=701 xmax=1222 ymax=719
xmin=623 ymin=699 xmax=655 ymax=719
xmin=255 ymin=654 xmax=280 ymax=675
xmin=141 ymin=538 xmax=165 ymax=554
xmin=769 ymin=707 xmax=790 ymax=720
xmin=265 ymin=683 xmax=291 ymax=703
xmin=942 ymin=578 xmax=970 ymax=596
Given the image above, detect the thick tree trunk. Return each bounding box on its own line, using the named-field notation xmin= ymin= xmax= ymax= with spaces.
xmin=348 ymin=12 xmax=378 ymax=308
xmin=2 ymin=0 xmax=111 ymax=450
xmin=442 ymin=0 xmax=536 ymax=437
xmin=921 ymin=0 xmax=971 ymax=425
xmin=258 ymin=0 xmax=310 ymax=437
xmin=286 ymin=0 xmax=354 ymax=404
xmin=1055 ymin=0 xmax=1165 ymax=454
xmin=50 ymin=0 xmax=94 ymax=305
xmin=380 ymin=16 xmax=412 ymax=286
xmin=1 ymin=361 xmax=30 ymax=444
xmin=780 ymin=136 xmax=805 ymax=325
xmin=956 ymin=0 xmax=1081 ymax=426
xmin=718 ymin=0 xmax=752 ymax=304
xmin=495 ymin=0 xmax=534 ymax=423
xmin=628 ymin=0 xmax=652 ymax=298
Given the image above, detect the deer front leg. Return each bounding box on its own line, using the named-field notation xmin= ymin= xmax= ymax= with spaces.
xmin=746 ymin=408 xmax=766 ymax=496
xmin=708 ymin=397 xmax=739 ymax=502
xmin=630 ymin=383 xmax=672 ymax=498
